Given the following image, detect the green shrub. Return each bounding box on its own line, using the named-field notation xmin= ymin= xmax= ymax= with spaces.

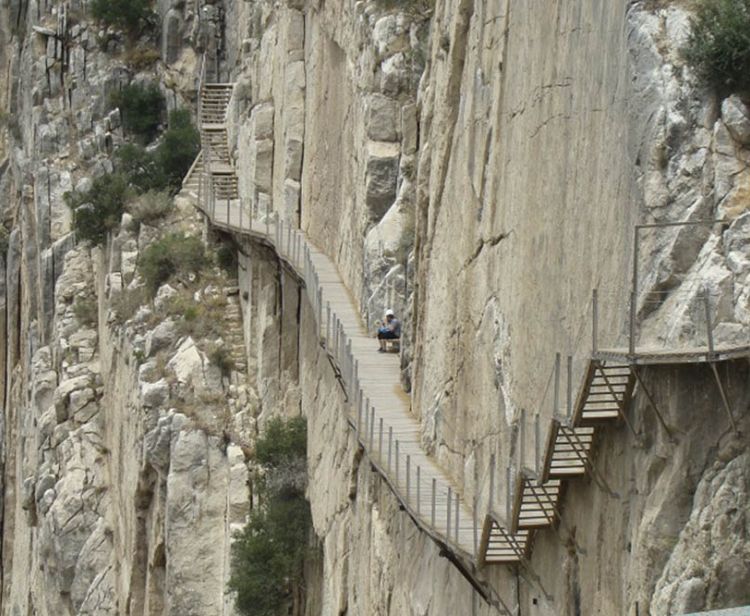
xmin=255 ymin=417 xmax=308 ymax=468
xmin=0 ymin=225 xmax=9 ymax=255
xmin=127 ymin=190 xmax=173 ymax=224
xmin=111 ymin=83 xmax=164 ymax=143
xmin=73 ymin=297 xmax=98 ymax=328
xmin=91 ymin=0 xmax=154 ymax=34
xmin=216 ymin=243 xmax=238 ymax=274
xmin=115 ymin=109 xmax=198 ymax=192
xmin=209 ymin=345 xmax=235 ymax=378
xmin=164 ymin=289 xmax=228 ymax=338
xmin=230 ymin=490 xmax=311 ymax=616
xmin=139 ymin=234 xmax=208 ymax=296
xmin=65 ymin=173 xmax=130 ymax=246
xmin=683 ymin=0 xmax=750 ymax=95
xmin=155 ymin=110 xmax=200 ymax=189
xmin=229 ymin=417 xmax=310 ymax=616
xmin=124 ymin=45 xmax=161 ymax=70
xmin=115 ymin=143 xmax=167 ymax=192
xmin=110 ymin=287 xmax=149 ymax=325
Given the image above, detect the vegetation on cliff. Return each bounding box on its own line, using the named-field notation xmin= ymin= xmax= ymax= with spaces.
xmin=683 ymin=0 xmax=750 ymax=95
xmin=66 ymin=105 xmax=198 ymax=246
xmin=110 ymin=83 xmax=165 ymax=143
xmin=91 ymin=0 xmax=154 ymax=35
xmin=229 ymin=417 xmax=312 ymax=616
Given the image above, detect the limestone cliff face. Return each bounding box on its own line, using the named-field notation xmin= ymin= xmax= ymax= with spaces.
xmin=1 ymin=1 xmax=749 ymax=616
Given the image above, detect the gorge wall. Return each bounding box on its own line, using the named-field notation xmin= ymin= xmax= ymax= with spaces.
xmin=1 ymin=1 xmax=749 ymax=615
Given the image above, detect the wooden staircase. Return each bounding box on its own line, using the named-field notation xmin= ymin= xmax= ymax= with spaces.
xmin=481 ymin=359 xmax=634 ymax=565
xmin=183 ymin=82 xmax=239 ymax=203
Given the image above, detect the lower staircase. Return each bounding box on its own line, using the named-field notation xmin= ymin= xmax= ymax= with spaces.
xmin=480 ymin=359 xmax=634 ymax=564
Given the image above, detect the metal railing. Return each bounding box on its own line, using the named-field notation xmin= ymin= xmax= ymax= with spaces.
xmin=199 ymin=198 xmax=484 ymax=568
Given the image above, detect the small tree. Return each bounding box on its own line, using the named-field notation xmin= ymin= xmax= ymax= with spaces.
xmin=683 ymin=0 xmax=750 ymax=95
xmin=111 ymin=83 xmax=164 ymax=143
xmin=115 ymin=109 xmax=199 ymax=193
xmin=229 ymin=417 xmax=311 ymax=616
xmin=156 ymin=109 xmax=200 ymax=190
xmin=115 ymin=143 xmax=167 ymax=192
xmin=90 ymin=0 xmax=154 ymax=34
xmin=65 ymin=173 xmax=130 ymax=246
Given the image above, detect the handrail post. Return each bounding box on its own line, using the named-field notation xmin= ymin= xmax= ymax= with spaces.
xmin=629 ymin=290 xmax=637 ymax=357
xmin=326 ymin=302 xmax=331 ymax=348
xmin=395 ymin=440 xmax=400 ymax=485
xmin=357 ymin=389 xmax=363 ymax=432
xmin=406 ymin=455 xmax=411 ymax=503
xmin=447 ymin=487 xmax=452 ymax=538
xmin=363 ymin=398 xmax=369 ymax=444
xmin=316 ymin=287 xmax=322 ymax=335
xmin=416 ymin=466 xmax=421 ymax=515
xmin=431 ymin=479 xmax=436 ymax=527
xmin=505 ymin=466 xmax=511 ymax=521
xmin=554 ymin=352 xmax=561 ymax=416
xmin=519 ymin=410 xmax=526 ymax=470
xmin=489 ymin=454 xmax=495 ymax=511
xmin=473 ymin=496 xmax=478 ymax=556
xmin=704 ymin=286 xmax=714 ymax=355
xmin=534 ymin=412 xmax=540 ymax=475
xmin=378 ymin=418 xmax=384 ymax=461
xmin=592 ymin=288 xmax=598 ymax=353
xmin=567 ymin=355 xmax=573 ymax=418
xmin=388 ymin=427 xmax=393 ymax=473
xmin=455 ymin=497 xmax=460 ymax=543
xmin=369 ymin=405 xmax=375 ymax=451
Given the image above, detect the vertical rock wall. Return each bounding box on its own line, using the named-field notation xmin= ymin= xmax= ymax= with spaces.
xmin=1 ymin=0 xmax=750 ymax=615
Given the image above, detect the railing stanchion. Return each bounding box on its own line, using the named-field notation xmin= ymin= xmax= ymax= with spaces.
xmin=489 ymin=454 xmax=495 ymax=512
xmin=473 ymin=497 xmax=478 ymax=555
xmin=388 ymin=427 xmax=393 ymax=473
xmin=567 ymin=355 xmax=573 ymax=418
xmin=455 ymin=497 xmax=460 ymax=543
xmin=431 ymin=479 xmax=436 ymax=527
xmin=363 ymin=398 xmax=369 ymax=444
xmin=378 ymin=418 xmax=384 ymax=461
xmin=534 ymin=413 xmax=541 ymax=475
xmin=704 ymin=286 xmax=714 ymax=355
xmin=506 ymin=466 xmax=511 ymax=521
xmin=416 ymin=466 xmax=421 ymax=516
xmin=395 ymin=440 xmax=400 ymax=485
xmin=406 ymin=455 xmax=411 ymax=504
xmin=519 ymin=409 xmax=526 ymax=470
xmin=316 ymin=287 xmax=323 ymax=336
xmin=554 ymin=352 xmax=561 ymax=415
xmin=326 ymin=302 xmax=331 ymax=348
xmin=592 ymin=288 xmax=599 ymax=353
xmin=369 ymin=405 xmax=375 ymax=451
xmin=447 ymin=488 xmax=452 ymax=539
xmin=357 ymin=389 xmax=364 ymax=432
xmin=629 ymin=290 xmax=637 ymax=357
xmin=345 ymin=338 xmax=352 ymax=388
xmin=353 ymin=360 xmax=359 ymax=401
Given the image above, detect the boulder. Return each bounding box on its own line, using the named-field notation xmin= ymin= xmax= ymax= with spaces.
xmin=721 ymin=95 xmax=750 ymax=146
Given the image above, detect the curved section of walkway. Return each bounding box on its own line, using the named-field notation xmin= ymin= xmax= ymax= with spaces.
xmin=199 ymin=198 xmax=480 ymax=563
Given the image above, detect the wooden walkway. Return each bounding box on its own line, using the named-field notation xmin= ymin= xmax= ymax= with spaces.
xmin=183 ymin=79 xmax=749 ymax=585
xmin=191 ymin=194 xmax=480 ymax=561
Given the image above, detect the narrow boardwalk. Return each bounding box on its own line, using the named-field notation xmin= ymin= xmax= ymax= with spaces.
xmin=198 ymin=199 xmax=480 ymax=560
